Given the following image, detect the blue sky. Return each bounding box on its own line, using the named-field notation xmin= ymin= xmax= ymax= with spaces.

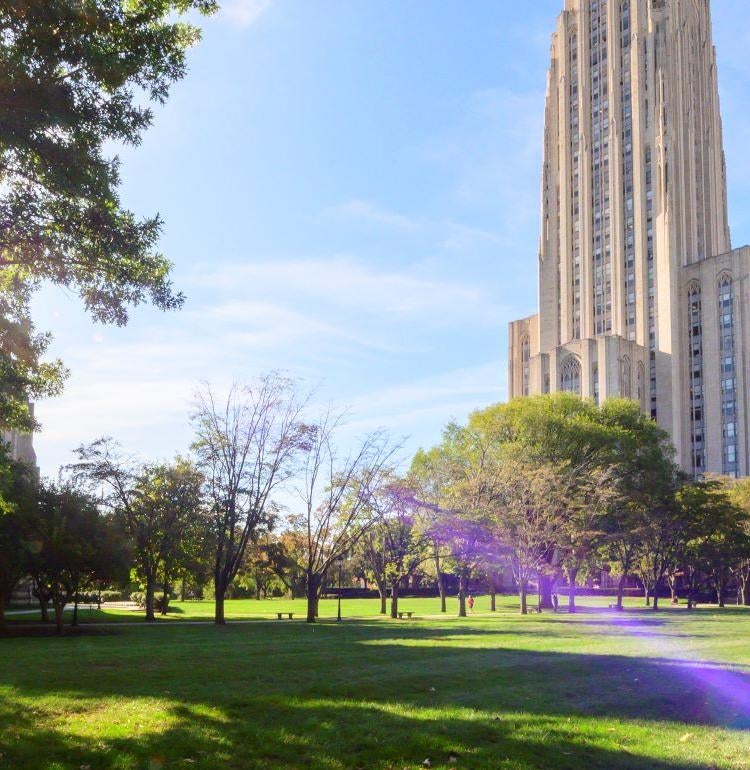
xmin=32 ymin=0 xmax=750 ymax=476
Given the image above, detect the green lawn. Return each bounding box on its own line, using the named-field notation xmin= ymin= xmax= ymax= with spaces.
xmin=2 ymin=601 xmax=749 ymax=769
xmin=7 ymin=593 xmax=651 ymax=624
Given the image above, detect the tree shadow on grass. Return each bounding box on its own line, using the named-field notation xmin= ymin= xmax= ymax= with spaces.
xmin=1 ymin=622 xmax=749 ymax=769
xmin=0 ymin=690 xmax=739 ymax=770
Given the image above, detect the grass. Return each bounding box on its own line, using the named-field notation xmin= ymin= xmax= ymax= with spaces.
xmin=6 ymin=593 xmax=653 ymax=625
xmin=1 ymin=600 xmax=749 ymax=769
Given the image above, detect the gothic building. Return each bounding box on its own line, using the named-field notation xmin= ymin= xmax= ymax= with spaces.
xmin=508 ymin=0 xmax=749 ymax=476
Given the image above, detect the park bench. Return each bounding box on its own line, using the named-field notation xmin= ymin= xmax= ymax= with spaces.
xmin=276 ymin=612 xmax=294 ymax=620
xmin=397 ymin=611 xmax=414 ymax=619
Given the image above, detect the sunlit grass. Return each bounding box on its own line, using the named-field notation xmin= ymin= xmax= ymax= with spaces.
xmin=2 ymin=602 xmax=750 ymax=768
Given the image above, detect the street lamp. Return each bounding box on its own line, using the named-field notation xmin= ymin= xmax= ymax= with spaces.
xmin=336 ymin=555 xmax=344 ymax=622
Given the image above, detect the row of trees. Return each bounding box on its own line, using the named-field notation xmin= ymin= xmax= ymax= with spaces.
xmin=4 ymin=386 xmax=750 ymax=631
xmin=409 ymin=394 xmax=750 ymax=614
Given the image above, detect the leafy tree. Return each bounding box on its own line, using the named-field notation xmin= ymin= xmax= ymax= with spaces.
xmin=72 ymin=441 xmax=205 ymax=621
xmin=0 ymin=281 xmax=67 ymax=431
xmin=371 ymin=485 xmax=431 ymax=619
xmin=721 ymin=476 xmax=750 ymax=606
xmin=428 ymin=513 xmax=494 ymax=617
xmin=354 ymin=527 xmax=389 ymax=614
xmin=276 ymin=528 xmax=308 ymax=599
xmin=192 ymin=376 xmax=308 ymax=625
xmin=0 ymin=448 xmax=37 ymax=630
xmin=238 ymin=539 xmax=293 ymax=600
xmin=680 ymin=480 xmax=750 ymax=607
xmin=29 ymin=482 xmax=128 ymax=633
xmin=409 ymin=446 xmax=455 ymax=613
xmin=484 ymin=459 xmax=567 ymax=615
xmin=0 ymin=0 xmax=216 ymax=429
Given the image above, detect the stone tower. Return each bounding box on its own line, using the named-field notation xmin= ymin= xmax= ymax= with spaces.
xmin=509 ymin=0 xmax=750 ymax=476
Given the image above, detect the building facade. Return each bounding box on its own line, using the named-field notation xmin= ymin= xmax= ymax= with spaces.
xmin=508 ymin=0 xmax=750 ymax=476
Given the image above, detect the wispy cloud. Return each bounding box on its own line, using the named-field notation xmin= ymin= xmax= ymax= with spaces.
xmin=194 ymin=256 xmax=506 ymax=327
xmin=221 ymin=0 xmax=274 ymax=28
xmin=325 ymin=199 xmax=419 ymax=230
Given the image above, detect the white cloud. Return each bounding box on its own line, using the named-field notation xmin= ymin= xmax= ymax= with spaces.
xmin=338 ymin=361 xmax=507 ymax=451
xmin=221 ymin=0 xmax=273 ymax=28
xmin=325 ymin=199 xmax=419 ymax=230
xmin=194 ymin=256 xmax=506 ymax=328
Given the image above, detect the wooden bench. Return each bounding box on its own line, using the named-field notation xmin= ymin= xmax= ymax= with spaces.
xmin=397 ymin=611 xmax=414 ymax=619
xmin=276 ymin=612 xmax=294 ymax=620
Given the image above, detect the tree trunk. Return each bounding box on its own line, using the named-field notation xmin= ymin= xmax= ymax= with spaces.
xmin=145 ymin=572 xmax=156 ymax=623
xmin=742 ymin=579 xmax=750 ymax=606
xmin=567 ymin=567 xmax=578 ymax=614
xmin=376 ymin=580 xmax=387 ymax=614
xmin=519 ymin=581 xmax=528 ymax=615
xmin=390 ymin=581 xmax=400 ymax=619
xmin=0 ymin=590 xmax=6 ymax=632
xmin=433 ymin=545 xmax=447 ymax=613
xmin=615 ymin=571 xmax=627 ymax=611
xmin=489 ymin=571 xmax=497 ymax=612
xmin=162 ymin=573 xmax=172 ymax=615
xmin=644 ymin=585 xmax=650 ymax=606
xmin=457 ymin=572 xmax=468 ymax=618
xmin=716 ymin=573 xmax=725 ymax=607
xmin=539 ymin=574 xmax=553 ymax=610
xmin=72 ymin=590 xmax=79 ymax=628
xmin=215 ymin=579 xmax=226 ymax=625
xmin=54 ymin=603 xmax=65 ymax=635
xmin=652 ymin=581 xmax=660 ymax=610
xmin=39 ymin=598 xmax=49 ymax=623
xmin=306 ymin=572 xmax=319 ymax=623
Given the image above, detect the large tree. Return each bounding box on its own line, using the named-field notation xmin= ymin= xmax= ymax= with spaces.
xmin=29 ymin=482 xmax=127 ymax=633
xmin=72 ymin=441 xmax=206 ymax=622
xmin=0 ymin=447 xmax=37 ymax=630
xmin=0 ymin=0 xmax=216 ymax=429
xmin=192 ymin=375 xmax=308 ymax=625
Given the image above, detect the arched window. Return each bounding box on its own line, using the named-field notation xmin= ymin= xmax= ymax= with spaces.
xmin=718 ymin=274 xmax=738 ymax=475
xmin=688 ymin=281 xmax=705 ymax=476
xmin=620 ymin=355 xmax=632 ymax=399
xmin=521 ymin=334 xmax=531 ymax=397
xmin=560 ymin=356 xmax=582 ymax=395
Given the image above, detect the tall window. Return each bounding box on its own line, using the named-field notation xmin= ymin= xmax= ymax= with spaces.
xmin=620 ymin=355 xmax=632 ymax=399
xmin=521 ymin=334 xmax=531 ymax=397
xmin=718 ymin=275 xmax=738 ymax=475
xmin=637 ymin=362 xmax=646 ymax=411
xmin=621 ymin=0 xmax=636 ymax=339
xmin=560 ymin=356 xmax=582 ymax=395
xmin=645 ymin=146 xmax=657 ymax=419
xmin=688 ymin=282 xmax=705 ymax=475
xmin=590 ymin=0 xmax=612 ymax=336
xmin=569 ymin=28 xmax=582 ymax=339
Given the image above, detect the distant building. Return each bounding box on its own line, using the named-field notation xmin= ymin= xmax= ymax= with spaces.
xmin=509 ymin=0 xmax=749 ymax=477
xmin=2 ymin=403 xmax=37 ymax=467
